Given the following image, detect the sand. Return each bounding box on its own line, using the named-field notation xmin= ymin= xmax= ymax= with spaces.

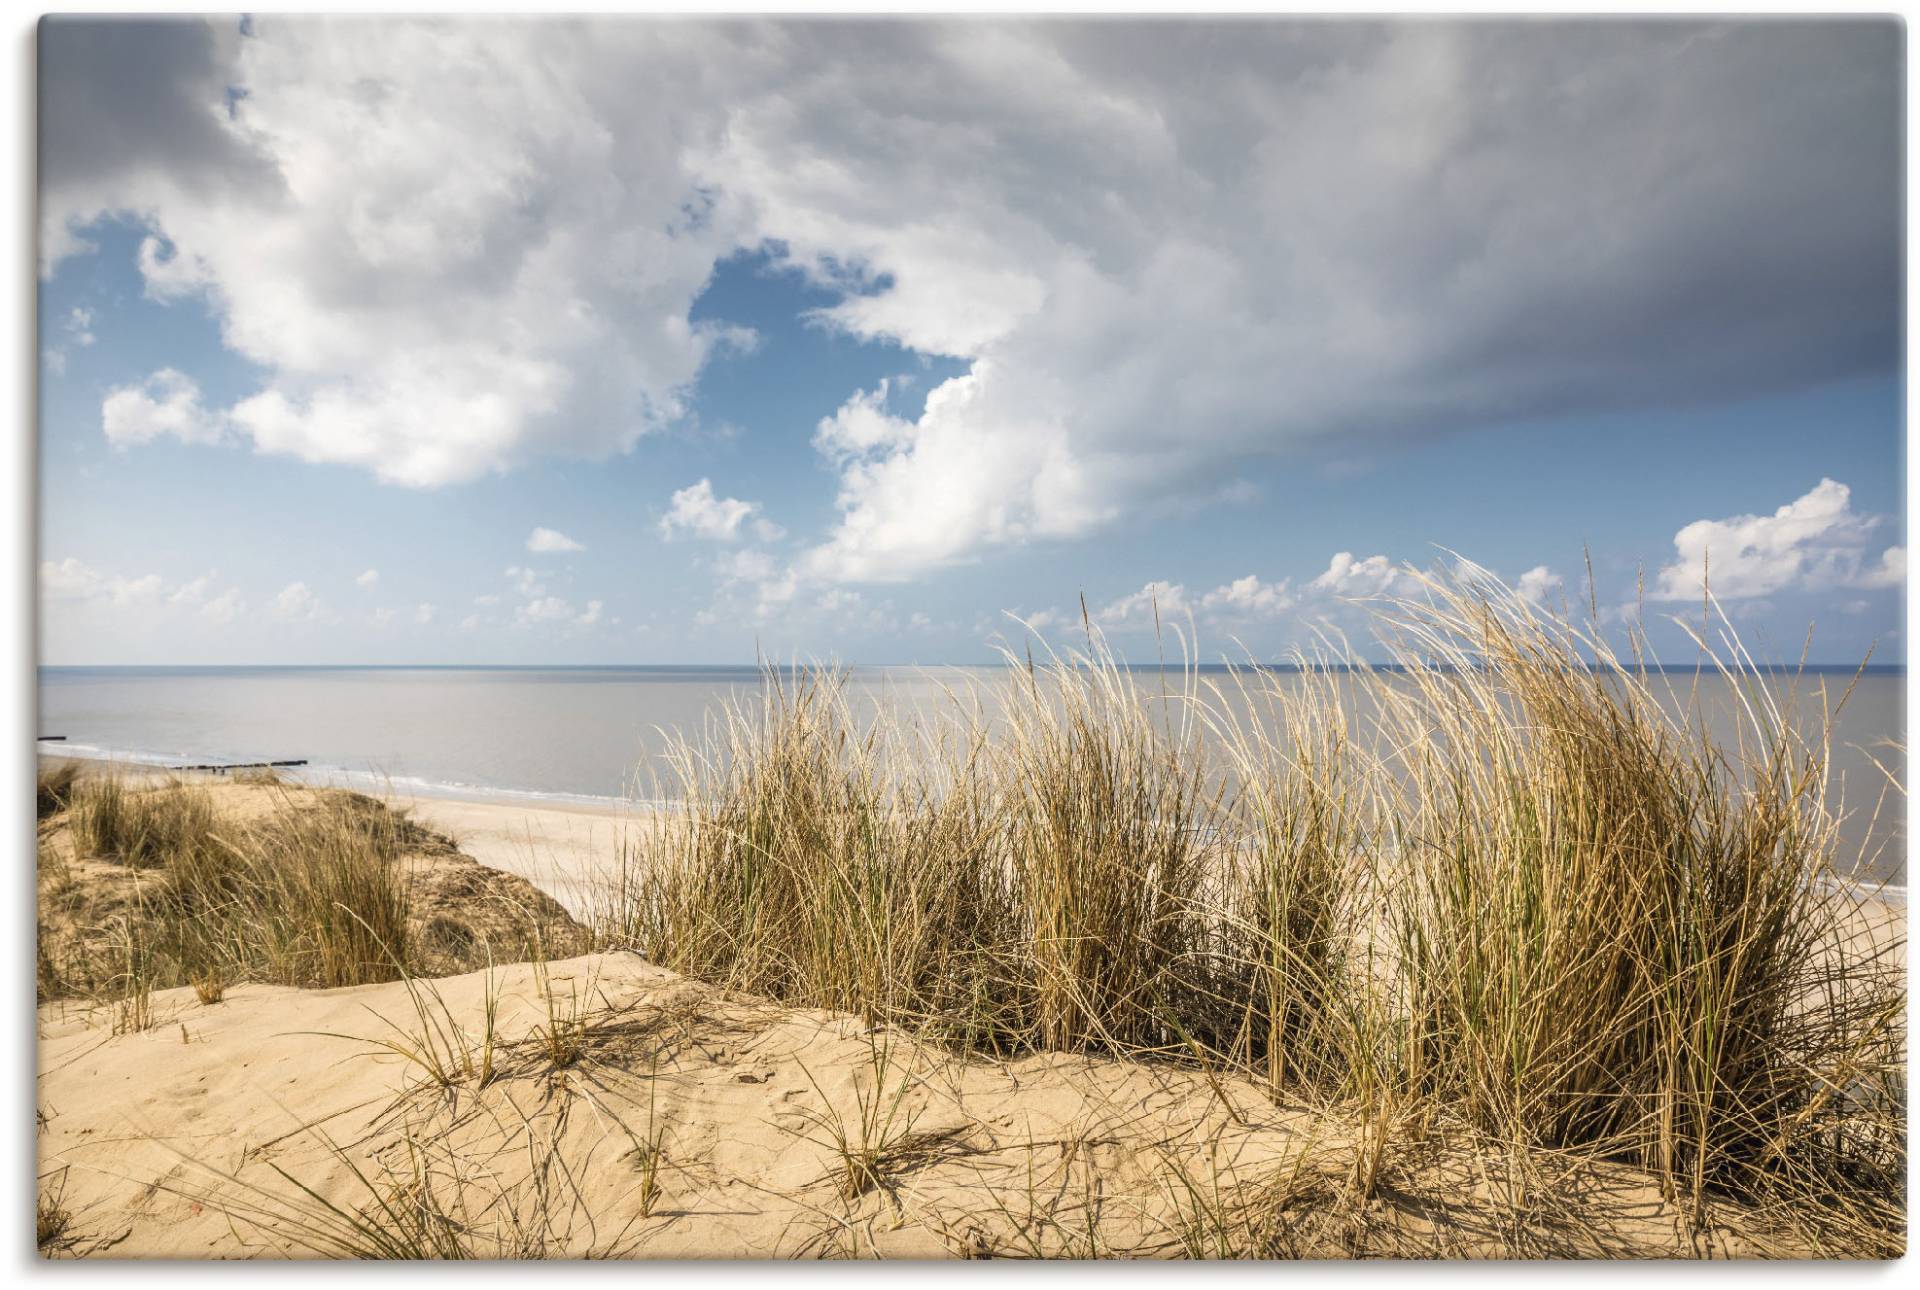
xmin=41 ymin=949 xmax=1803 ymax=1260
xmin=393 ymin=793 xmax=639 ymax=925
xmin=34 ymin=772 xmax=1902 ymax=1259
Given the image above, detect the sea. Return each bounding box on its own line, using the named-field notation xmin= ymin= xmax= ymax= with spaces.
xmin=36 ymin=664 xmax=1907 ymax=886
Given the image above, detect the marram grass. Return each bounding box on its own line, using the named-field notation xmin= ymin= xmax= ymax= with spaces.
xmin=605 ymin=564 xmax=1905 ymax=1251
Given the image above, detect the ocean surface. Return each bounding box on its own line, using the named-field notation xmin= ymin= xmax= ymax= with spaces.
xmin=37 ymin=664 xmax=1907 ymax=884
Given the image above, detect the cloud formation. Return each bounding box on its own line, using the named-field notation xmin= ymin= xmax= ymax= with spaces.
xmin=1308 ymin=553 xmax=1400 ymax=599
xmin=44 ymin=18 xmax=1899 ymax=581
xmin=659 ymin=479 xmax=780 ymax=543
xmin=1653 ymin=478 xmax=1905 ymax=601
xmin=101 ymin=369 xmax=223 ymax=447
xmin=1514 ymin=565 xmax=1566 ymax=606
xmin=47 ymin=17 xmax=750 ymax=487
xmin=269 ymin=581 xmax=325 ymax=622
xmin=527 ymin=527 xmax=585 ymax=554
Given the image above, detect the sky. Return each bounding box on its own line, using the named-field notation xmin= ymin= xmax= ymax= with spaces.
xmin=36 ymin=16 xmax=1906 ymax=666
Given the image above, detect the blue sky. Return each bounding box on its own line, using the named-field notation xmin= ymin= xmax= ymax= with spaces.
xmin=37 ymin=17 xmax=1905 ymax=666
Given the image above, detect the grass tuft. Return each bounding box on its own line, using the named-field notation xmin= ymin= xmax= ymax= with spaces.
xmin=606 ymin=563 xmax=1904 ymax=1246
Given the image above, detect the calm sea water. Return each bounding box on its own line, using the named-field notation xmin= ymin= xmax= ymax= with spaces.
xmin=37 ymin=665 xmax=1906 ymax=883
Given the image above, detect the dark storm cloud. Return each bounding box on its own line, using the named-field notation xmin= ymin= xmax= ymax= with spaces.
xmin=38 ymin=16 xmax=282 ymax=266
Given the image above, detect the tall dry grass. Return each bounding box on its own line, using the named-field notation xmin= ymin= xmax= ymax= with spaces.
xmin=606 ymin=564 xmax=1904 ymax=1246
xmin=53 ymin=782 xmax=416 ymax=995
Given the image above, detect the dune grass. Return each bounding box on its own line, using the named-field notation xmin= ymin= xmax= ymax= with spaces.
xmin=606 ymin=564 xmax=1905 ymax=1250
xmin=48 ymin=782 xmax=418 ymax=997
xmin=37 ymin=761 xmax=82 ymax=820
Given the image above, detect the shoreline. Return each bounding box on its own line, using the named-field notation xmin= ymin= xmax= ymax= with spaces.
xmin=40 ymin=751 xmax=1909 ymax=919
xmin=39 ymin=750 xmax=642 ymax=922
xmin=389 ymin=790 xmax=643 ymax=924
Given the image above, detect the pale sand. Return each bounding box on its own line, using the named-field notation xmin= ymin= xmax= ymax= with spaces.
xmin=393 ymin=792 xmax=642 ymax=924
xmin=40 ymin=952 xmax=1799 ymax=1260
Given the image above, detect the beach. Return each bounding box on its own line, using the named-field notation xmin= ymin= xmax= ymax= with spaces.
xmin=34 ymin=612 xmax=1910 ymax=1259
xmin=35 ymin=773 xmax=1895 ymax=1260
xmin=395 ymin=790 xmax=638 ymax=924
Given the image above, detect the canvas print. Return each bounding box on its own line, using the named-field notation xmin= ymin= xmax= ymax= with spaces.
xmin=34 ymin=13 xmax=1906 ymax=1260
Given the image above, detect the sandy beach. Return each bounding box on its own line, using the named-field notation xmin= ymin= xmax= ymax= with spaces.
xmin=393 ymin=791 xmax=640 ymax=924
xmin=35 ymin=763 xmax=1907 ymax=1259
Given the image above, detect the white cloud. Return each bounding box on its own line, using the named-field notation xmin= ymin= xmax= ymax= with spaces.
xmin=514 ymin=595 xmax=602 ymax=628
xmin=269 ymin=581 xmax=323 ymax=621
xmin=66 ymin=307 xmax=95 ymax=346
xmin=1515 ymin=565 xmax=1565 ymax=606
xmin=659 ymin=479 xmax=781 ymax=543
xmin=1653 ymin=479 xmax=1905 ymax=601
xmin=46 ymin=19 xmax=757 ymax=488
xmin=527 ymin=526 xmax=585 ymax=554
xmin=516 ymin=596 xmax=575 ymax=624
xmin=101 ymin=368 xmax=224 ymax=447
xmin=1199 ymin=574 xmax=1295 ymax=619
xmin=717 ymin=25 xmax=1899 ymax=582
xmin=200 ymin=588 xmax=244 ymax=624
xmin=1098 ymin=580 xmax=1188 ymax=626
xmin=355 ymin=568 xmax=380 ymax=589
xmin=42 ymin=558 xmax=250 ymax=631
xmin=1012 ymin=606 xmax=1069 ymax=637
xmin=167 ymin=573 xmax=217 ymax=606
xmin=496 ymin=558 xmax=605 ymax=630
xmin=415 ymin=602 xmax=436 ymax=625
xmin=714 ymin=547 xmax=778 ymax=586
xmin=42 ymin=20 xmax=1898 ymax=575
xmin=40 ymin=557 xmax=165 ymax=607
xmin=1309 ymin=552 xmax=1399 ymax=599
xmin=370 ymin=607 xmax=396 ymax=626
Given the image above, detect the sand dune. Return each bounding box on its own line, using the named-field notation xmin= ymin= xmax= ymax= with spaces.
xmin=40 ymin=950 xmax=1799 ymax=1260
xmin=35 ymin=771 xmax=1899 ymax=1259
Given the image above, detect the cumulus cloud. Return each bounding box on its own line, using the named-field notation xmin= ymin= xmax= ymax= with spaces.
xmin=714 ymin=547 xmax=778 ymax=586
xmin=269 ymin=581 xmax=324 ymax=621
xmin=1092 ymin=553 xmax=1414 ymax=635
xmin=415 ymin=602 xmax=436 ymax=625
xmin=1098 ymin=580 xmax=1188 ymax=625
xmin=514 ymin=595 xmax=603 ymax=628
xmin=355 ymin=568 xmax=380 ymax=589
xmin=486 ymin=562 xmax=606 ymax=630
xmin=1653 ymin=479 xmax=1905 ymax=601
xmin=43 ymin=558 xmax=247 ymax=626
xmin=1515 ymin=565 xmax=1565 ymax=606
xmin=515 ymin=596 xmax=574 ymax=624
xmin=44 ymin=17 xmax=751 ymax=487
xmin=40 ymin=557 xmax=165 ymax=606
xmin=101 ymin=368 xmax=224 ymax=447
xmin=200 ymin=588 xmax=244 ymax=624
xmin=527 ymin=527 xmax=585 ymax=554
xmin=41 ymin=19 xmax=1896 ymax=579
xmin=717 ymin=22 xmax=1899 ymax=582
xmin=659 ymin=479 xmax=781 ymax=543
xmin=1199 ymin=574 xmax=1294 ymax=618
xmin=1309 ymin=552 xmax=1399 ymax=599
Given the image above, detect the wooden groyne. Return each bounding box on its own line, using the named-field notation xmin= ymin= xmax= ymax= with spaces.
xmin=169 ymin=759 xmax=309 ymax=775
